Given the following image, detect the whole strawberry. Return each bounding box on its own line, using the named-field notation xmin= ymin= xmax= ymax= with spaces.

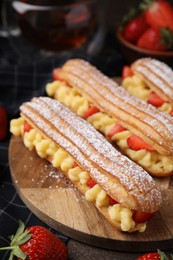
xmin=123 ymin=14 xmax=148 ymax=43
xmin=137 ymin=252 xmax=161 ymax=260
xmin=140 ymin=0 xmax=173 ymax=31
xmin=0 ymin=220 xmax=68 ymax=260
xmin=137 ymin=27 xmax=173 ymax=51
xmin=137 ymin=249 xmax=170 ymax=260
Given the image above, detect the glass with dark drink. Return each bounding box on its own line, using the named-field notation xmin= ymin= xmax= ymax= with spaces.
xmin=9 ymin=0 xmax=97 ymax=52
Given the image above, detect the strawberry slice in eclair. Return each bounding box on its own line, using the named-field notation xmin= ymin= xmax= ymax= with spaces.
xmin=46 ymin=59 xmax=173 ymax=177
xmin=122 ymin=58 xmax=173 ymax=116
xmin=10 ymin=97 xmax=162 ymax=233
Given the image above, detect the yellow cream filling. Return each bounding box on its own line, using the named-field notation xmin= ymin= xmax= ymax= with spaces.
xmin=46 ymin=81 xmax=173 ymax=175
xmin=122 ymin=75 xmax=173 ymax=114
xmin=10 ymin=118 xmax=146 ymax=232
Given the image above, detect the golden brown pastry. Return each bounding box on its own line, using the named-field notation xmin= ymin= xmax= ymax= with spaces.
xmin=46 ymin=59 xmax=173 ymax=177
xmin=10 ymin=97 xmax=162 ymax=233
xmin=122 ymin=58 xmax=173 ymax=115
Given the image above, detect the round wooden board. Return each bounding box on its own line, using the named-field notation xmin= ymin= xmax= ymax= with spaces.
xmin=9 ymin=136 xmax=173 ymax=252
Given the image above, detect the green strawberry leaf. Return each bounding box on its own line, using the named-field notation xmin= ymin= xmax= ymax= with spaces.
xmin=160 ymin=27 xmax=173 ymax=50
xmin=15 ymin=220 xmax=25 ymax=238
xmin=0 ymin=220 xmax=31 ymax=259
xmin=11 ymin=220 xmax=32 ymax=246
xmin=17 ymin=231 xmax=32 ymax=245
xmin=12 ymin=246 xmax=27 ymax=259
xmin=121 ymin=5 xmax=142 ymax=30
xmin=6 ymin=246 xmax=28 ymax=260
xmin=158 ymin=249 xmax=172 ymax=260
xmin=9 ymin=235 xmax=14 ymax=241
xmin=139 ymin=0 xmax=154 ymax=10
xmin=122 ymin=8 xmax=137 ymax=25
xmin=9 ymin=252 xmax=14 ymax=260
xmin=11 ymin=220 xmax=25 ymax=246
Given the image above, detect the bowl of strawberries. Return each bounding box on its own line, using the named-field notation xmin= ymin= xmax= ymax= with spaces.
xmin=116 ymin=0 xmax=173 ymax=66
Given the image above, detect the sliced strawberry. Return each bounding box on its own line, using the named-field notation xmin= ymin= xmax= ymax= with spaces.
xmin=107 ymin=124 xmax=127 ymax=139
xmin=127 ymin=135 xmax=154 ymax=151
xmin=108 ymin=195 xmax=118 ymax=206
xmin=24 ymin=121 xmax=33 ymax=133
xmin=147 ymin=91 xmax=165 ymax=107
xmin=122 ymin=66 xmax=134 ymax=79
xmin=72 ymin=162 xmax=78 ymax=168
xmin=170 ymin=110 xmax=173 ymax=116
xmin=87 ymin=178 xmax=97 ymax=188
xmin=53 ymin=68 xmax=60 ymax=80
xmin=82 ymin=106 xmax=100 ymax=119
xmin=52 ymin=68 xmax=65 ymax=81
xmin=133 ymin=210 xmax=154 ymax=223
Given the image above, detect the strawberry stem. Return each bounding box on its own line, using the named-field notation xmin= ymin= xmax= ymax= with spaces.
xmin=0 ymin=246 xmax=17 ymax=250
xmin=0 ymin=220 xmax=31 ymax=260
xmin=0 ymin=245 xmax=27 ymax=260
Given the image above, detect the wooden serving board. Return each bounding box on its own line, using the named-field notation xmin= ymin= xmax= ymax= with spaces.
xmin=9 ymin=136 xmax=173 ymax=252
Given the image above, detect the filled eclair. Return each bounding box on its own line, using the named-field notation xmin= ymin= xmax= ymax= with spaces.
xmin=10 ymin=97 xmax=162 ymax=233
xmin=122 ymin=58 xmax=173 ymax=116
xmin=45 ymin=59 xmax=173 ymax=177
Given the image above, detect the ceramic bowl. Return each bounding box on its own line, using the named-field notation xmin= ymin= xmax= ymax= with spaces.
xmin=116 ymin=27 xmax=173 ymax=67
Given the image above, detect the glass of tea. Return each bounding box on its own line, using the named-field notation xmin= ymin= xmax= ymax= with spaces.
xmin=2 ymin=0 xmax=98 ymax=54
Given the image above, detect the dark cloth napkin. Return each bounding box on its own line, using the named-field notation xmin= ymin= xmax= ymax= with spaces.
xmin=0 ymin=33 xmax=123 ymax=259
xmin=0 ymin=37 xmax=71 ymax=260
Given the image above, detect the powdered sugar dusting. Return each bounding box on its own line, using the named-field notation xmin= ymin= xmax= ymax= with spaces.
xmin=20 ymin=97 xmax=162 ymax=212
xmin=61 ymin=59 xmax=173 ymax=153
xmin=133 ymin=58 xmax=173 ymax=101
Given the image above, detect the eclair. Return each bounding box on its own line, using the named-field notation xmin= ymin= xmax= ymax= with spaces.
xmin=45 ymin=59 xmax=173 ymax=177
xmin=10 ymin=97 xmax=162 ymax=233
xmin=122 ymin=58 xmax=173 ymax=116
